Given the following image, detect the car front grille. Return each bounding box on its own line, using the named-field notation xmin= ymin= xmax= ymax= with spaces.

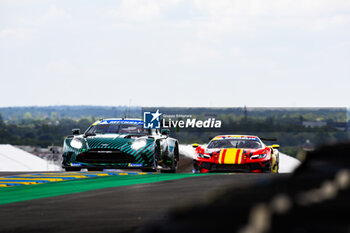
xmin=212 ymin=164 xmax=251 ymax=171
xmin=76 ymin=149 xmax=137 ymax=163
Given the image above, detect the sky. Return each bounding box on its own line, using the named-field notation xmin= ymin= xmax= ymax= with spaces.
xmin=0 ymin=0 xmax=349 ymax=108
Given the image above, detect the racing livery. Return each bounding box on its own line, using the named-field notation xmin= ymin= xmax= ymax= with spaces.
xmin=193 ymin=135 xmax=279 ymax=173
xmin=62 ymin=119 xmax=179 ymax=172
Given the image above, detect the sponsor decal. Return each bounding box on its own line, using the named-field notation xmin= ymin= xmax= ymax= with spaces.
xmin=214 ymin=135 xmax=259 ymax=140
xmin=99 ymin=120 xmax=143 ymax=125
xmin=70 ymin=163 xmax=82 ymax=167
xmin=128 ymin=163 xmax=144 ymax=167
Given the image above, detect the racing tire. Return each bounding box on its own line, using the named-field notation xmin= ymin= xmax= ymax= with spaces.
xmin=65 ymin=167 xmax=81 ymax=172
xmin=142 ymin=144 xmax=159 ymax=173
xmin=87 ymin=168 xmax=104 ymax=171
xmin=272 ymin=161 xmax=279 ymax=173
xmin=160 ymin=169 xmax=174 ymax=173
xmin=165 ymin=144 xmax=179 ymax=173
xmin=141 ymin=168 xmax=157 ymax=172
xmin=262 ymin=161 xmax=272 ymax=173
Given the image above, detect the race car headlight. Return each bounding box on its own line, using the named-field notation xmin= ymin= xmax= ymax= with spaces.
xmin=197 ymin=153 xmax=211 ymax=158
xmin=131 ymin=139 xmax=147 ymax=150
xmin=70 ymin=139 xmax=83 ymax=149
xmin=251 ymin=153 xmax=267 ymax=159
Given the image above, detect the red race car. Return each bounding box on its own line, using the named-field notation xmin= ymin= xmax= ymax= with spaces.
xmin=193 ymin=135 xmax=279 ymax=173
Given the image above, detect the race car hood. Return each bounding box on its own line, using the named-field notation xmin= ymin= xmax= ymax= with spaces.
xmin=204 ymin=148 xmax=267 ymax=164
xmin=66 ymin=133 xmax=153 ymax=152
xmin=84 ymin=134 xmax=149 ymax=150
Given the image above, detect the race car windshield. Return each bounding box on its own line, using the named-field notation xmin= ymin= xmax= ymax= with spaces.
xmin=207 ymin=139 xmax=262 ymax=149
xmin=86 ymin=123 xmax=149 ymax=135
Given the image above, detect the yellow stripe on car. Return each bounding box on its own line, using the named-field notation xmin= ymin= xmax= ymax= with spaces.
xmin=224 ymin=149 xmax=237 ymax=164
xmin=218 ymin=150 xmax=225 ymax=164
xmin=220 ymin=149 xmax=244 ymax=164
xmin=238 ymin=150 xmax=243 ymax=164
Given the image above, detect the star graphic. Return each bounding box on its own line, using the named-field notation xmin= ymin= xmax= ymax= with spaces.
xmin=151 ymin=109 xmax=162 ymax=122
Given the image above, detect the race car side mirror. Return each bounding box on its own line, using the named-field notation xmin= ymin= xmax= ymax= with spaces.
xmin=192 ymin=143 xmax=199 ymax=148
xmin=161 ymin=129 xmax=170 ymax=136
xmin=72 ymin=128 xmax=80 ymax=135
xmin=272 ymin=144 xmax=280 ymax=149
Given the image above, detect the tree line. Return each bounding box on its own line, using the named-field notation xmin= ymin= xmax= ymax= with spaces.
xmin=0 ymin=106 xmax=348 ymax=157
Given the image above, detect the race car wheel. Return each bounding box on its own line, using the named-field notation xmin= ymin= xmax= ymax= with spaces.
xmin=88 ymin=168 xmax=104 ymax=171
xmin=168 ymin=144 xmax=179 ymax=173
xmin=262 ymin=161 xmax=272 ymax=173
xmin=142 ymin=144 xmax=159 ymax=172
xmin=193 ymin=162 xmax=201 ymax=173
xmin=272 ymin=160 xmax=279 ymax=173
xmin=65 ymin=167 xmax=81 ymax=172
xmin=142 ymin=167 xmax=157 ymax=172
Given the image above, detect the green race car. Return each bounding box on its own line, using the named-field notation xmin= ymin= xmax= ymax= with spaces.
xmin=62 ymin=119 xmax=179 ymax=172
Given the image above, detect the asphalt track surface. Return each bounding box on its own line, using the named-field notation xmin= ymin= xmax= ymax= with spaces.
xmin=0 ymin=154 xmax=293 ymax=233
xmin=1 ymin=142 xmax=349 ymax=233
xmin=0 ymin=171 xmax=288 ymax=233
